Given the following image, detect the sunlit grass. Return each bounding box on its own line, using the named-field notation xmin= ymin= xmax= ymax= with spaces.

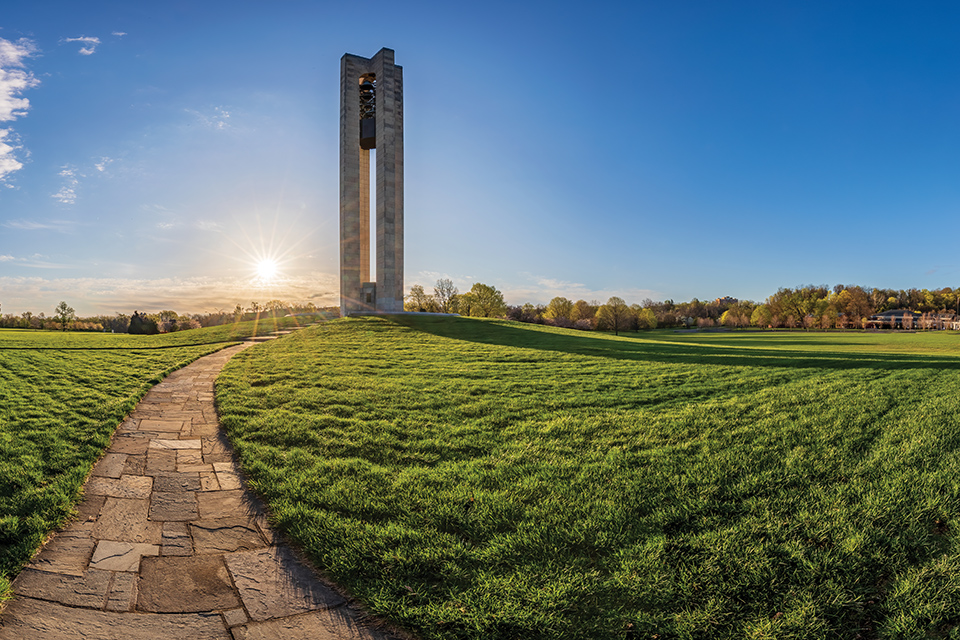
xmin=215 ymin=317 xmax=960 ymax=639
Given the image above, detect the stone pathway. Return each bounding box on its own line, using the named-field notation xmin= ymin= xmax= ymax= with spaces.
xmin=0 ymin=342 xmax=395 ymax=640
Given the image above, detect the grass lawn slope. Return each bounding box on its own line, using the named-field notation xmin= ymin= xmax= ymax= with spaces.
xmin=0 ymin=314 xmax=314 ymax=600
xmin=216 ymin=316 xmax=960 ymax=639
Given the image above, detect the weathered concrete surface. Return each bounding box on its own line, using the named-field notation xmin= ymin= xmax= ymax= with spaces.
xmin=0 ymin=342 xmax=399 ymax=640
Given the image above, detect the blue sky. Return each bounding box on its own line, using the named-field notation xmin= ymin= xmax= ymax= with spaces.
xmin=2 ymin=1 xmax=960 ymax=316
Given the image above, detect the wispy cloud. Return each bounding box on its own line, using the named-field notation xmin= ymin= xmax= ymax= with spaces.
xmin=94 ymin=156 xmax=113 ymax=172
xmin=51 ymin=166 xmax=80 ymax=204
xmin=0 ymin=37 xmax=38 ymax=182
xmin=503 ymin=273 xmax=660 ymax=306
xmin=63 ymin=36 xmax=101 ymax=56
xmin=0 ymin=273 xmax=340 ymax=316
xmin=186 ymin=106 xmax=231 ymax=130
xmin=0 ymin=254 xmax=14 ymax=261
xmin=195 ymin=220 xmax=221 ymax=231
xmin=3 ymin=219 xmax=76 ymax=232
xmin=112 ymin=32 xmax=127 ymax=38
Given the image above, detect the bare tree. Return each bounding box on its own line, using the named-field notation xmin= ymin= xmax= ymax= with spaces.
xmin=433 ymin=279 xmax=458 ymax=313
xmin=405 ymin=284 xmax=435 ymax=312
xmin=597 ymin=297 xmax=630 ymax=335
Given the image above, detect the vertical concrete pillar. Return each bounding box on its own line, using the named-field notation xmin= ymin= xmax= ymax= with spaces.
xmin=340 ymin=48 xmax=403 ymax=315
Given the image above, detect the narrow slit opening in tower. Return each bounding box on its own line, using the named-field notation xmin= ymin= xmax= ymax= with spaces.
xmin=368 ymin=148 xmax=376 ymax=281
xmin=359 ymin=73 xmax=377 ymax=297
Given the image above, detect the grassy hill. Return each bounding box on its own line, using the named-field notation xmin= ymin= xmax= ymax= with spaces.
xmin=216 ymin=316 xmax=960 ymax=640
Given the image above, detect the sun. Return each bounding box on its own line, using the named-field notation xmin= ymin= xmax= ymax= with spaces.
xmin=255 ymin=258 xmax=279 ymax=282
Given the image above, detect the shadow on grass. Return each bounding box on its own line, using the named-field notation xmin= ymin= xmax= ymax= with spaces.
xmin=389 ymin=315 xmax=960 ymax=371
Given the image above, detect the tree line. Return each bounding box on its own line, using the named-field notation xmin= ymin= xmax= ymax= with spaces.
xmin=3 ymin=283 xmax=957 ymax=333
xmin=0 ymin=300 xmax=338 ymax=332
xmin=405 ymin=281 xmax=960 ymax=332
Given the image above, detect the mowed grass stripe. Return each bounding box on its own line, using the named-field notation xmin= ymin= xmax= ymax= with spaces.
xmin=215 ymin=317 xmax=960 ymax=639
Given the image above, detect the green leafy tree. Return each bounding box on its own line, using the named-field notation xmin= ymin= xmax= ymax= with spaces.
xmin=751 ymin=304 xmax=772 ymax=328
xmin=55 ymin=301 xmax=75 ymax=331
xmin=638 ymin=307 xmax=657 ymax=330
xmin=457 ymin=291 xmax=475 ymax=317
xmin=545 ymin=297 xmax=574 ymax=323
xmin=468 ymin=283 xmax=507 ymax=318
xmin=571 ymin=300 xmax=597 ymax=324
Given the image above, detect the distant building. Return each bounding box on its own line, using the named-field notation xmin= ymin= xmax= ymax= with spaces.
xmin=867 ymin=310 xmax=957 ymax=330
xmin=865 ymin=309 xmax=921 ymax=330
xmin=715 ymin=297 xmax=738 ymax=306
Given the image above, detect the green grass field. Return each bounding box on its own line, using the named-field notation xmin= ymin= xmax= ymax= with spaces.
xmin=216 ymin=317 xmax=960 ymax=640
xmin=0 ymin=313 xmax=321 ymax=600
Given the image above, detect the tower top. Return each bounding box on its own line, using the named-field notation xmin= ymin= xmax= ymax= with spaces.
xmin=339 ymin=48 xmax=404 ymax=316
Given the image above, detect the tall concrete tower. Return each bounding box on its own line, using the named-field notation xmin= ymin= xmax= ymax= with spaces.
xmin=340 ymin=48 xmax=403 ymax=315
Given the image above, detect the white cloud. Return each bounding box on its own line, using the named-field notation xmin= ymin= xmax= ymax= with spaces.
xmin=63 ymin=36 xmax=101 ymax=55
xmin=0 ymin=38 xmax=38 ymax=182
xmin=0 ymin=40 xmax=38 ymax=120
xmin=0 ymin=129 xmax=23 ymax=180
xmin=0 ymin=254 xmax=14 ymax=261
xmin=112 ymin=32 xmax=127 ymax=37
xmin=51 ymin=166 xmax=80 ymax=204
xmin=94 ymin=156 xmax=113 ymax=172
xmin=195 ymin=220 xmax=221 ymax=231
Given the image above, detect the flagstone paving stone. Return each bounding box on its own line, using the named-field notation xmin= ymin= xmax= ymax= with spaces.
xmin=89 ymin=541 xmax=159 ymax=572
xmin=93 ymin=498 xmax=161 ymax=544
xmin=138 ymin=555 xmax=240 ymax=613
xmin=160 ymin=522 xmax=193 ymax=557
xmin=23 ymin=531 xmax=96 ymax=577
xmin=85 ymin=475 xmax=153 ymax=500
xmin=0 ymin=340 xmax=398 ymax=640
xmin=152 ymin=472 xmax=202 ymax=493
xmin=191 ymin=518 xmax=264 ymax=554
xmin=91 ymin=453 xmax=128 ymax=479
xmin=230 ymin=609 xmax=384 ymax=640
xmin=150 ymin=438 xmax=201 ymax=450
xmin=225 ymin=547 xmax=346 ymax=622
xmin=148 ymin=491 xmax=199 ymax=521
xmin=14 ymin=568 xmax=113 ymax=608
xmin=1 ymin=598 xmax=231 ymax=639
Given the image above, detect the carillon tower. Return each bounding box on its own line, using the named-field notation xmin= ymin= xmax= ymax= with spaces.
xmin=340 ymin=48 xmax=404 ymax=315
